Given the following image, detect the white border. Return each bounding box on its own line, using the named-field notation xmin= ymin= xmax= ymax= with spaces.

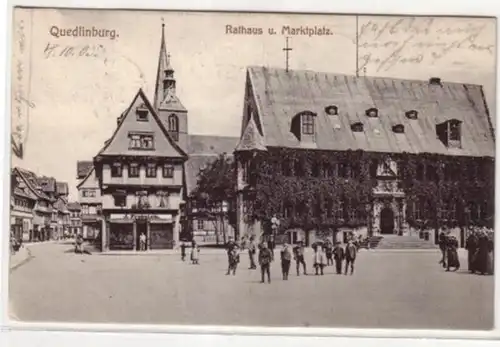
xmin=2 ymin=0 xmax=499 ymax=346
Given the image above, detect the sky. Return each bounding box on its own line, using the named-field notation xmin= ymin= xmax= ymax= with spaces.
xmin=10 ymin=9 xmax=496 ymax=200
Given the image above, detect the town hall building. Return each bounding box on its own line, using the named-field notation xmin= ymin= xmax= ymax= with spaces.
xmin=235 ymin=66 xmax=495 ymax=246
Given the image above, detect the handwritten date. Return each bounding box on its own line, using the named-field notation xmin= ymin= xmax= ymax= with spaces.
xmin=43 ymin=42 xmax=106 ymax=59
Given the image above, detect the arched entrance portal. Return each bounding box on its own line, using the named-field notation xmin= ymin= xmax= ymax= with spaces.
xmin=380 ymin=207 xmax=395 ymax=235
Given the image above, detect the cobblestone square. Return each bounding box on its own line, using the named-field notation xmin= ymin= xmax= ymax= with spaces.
xmin=9 ymin=242 xmax=494 ymax=330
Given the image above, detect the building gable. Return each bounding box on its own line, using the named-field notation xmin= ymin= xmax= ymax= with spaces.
xmin=97 ymin=89 xmax=187 ymax=159
xmin=77 ymin=167 xmax=99 ymax=189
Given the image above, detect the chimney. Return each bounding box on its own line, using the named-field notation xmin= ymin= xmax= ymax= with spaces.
xmin=429 ymin=77 xmax=442 ymax=86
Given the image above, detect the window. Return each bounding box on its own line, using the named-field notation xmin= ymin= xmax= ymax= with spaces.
xmin=392 ymin=124 xmax=405 ymax=133
xmin=436 ymin=119 xmax=462 ymax=148
xmin=157 ymin=191 xmax=169 ymax=208
xmin=129 ymin=163 xmax=140 ymax=178
xmin=113 ymin=194 xmax=126 ymax=207
xmin=146 ymin=163 xmax=157 ymax=178
xmin=89 ymin=206 xmax=96 ymax=215
xmin=301 ymin=113 xmax=315 ymax=135
xmin=405 ymin=110 xmax=418 ymax=120
xmin=82 ymin=190 xmax=96 ymax=198
xmin=162 ymin=164 xmax=174 ymax=178
xmin=351 ymin=122 xmax=364 ymax=132
xmin=136 ymin=106 xmax=148 ymax=121
xmin=168 ymin=114 xmax=179 ymax=141
xmin=325 ymin=105 xmax=338 ymax=115
xmin=81 ymin=204 xmax=89 ymax=215
xmin=197 ymin=219 xmax=205 ymax=230
xmin=365 ymin=108 xmax=378 ymax=118
xmin=128 ymin=133 xmax=154 ymax=150
xmin=111 ymin=162 xmax=122 ymax=177
xmin=335 ymin=200 xmax=344 ymax=221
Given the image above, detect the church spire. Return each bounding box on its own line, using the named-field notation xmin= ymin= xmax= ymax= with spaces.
xmin=154 ymin=22 xmax=176 ymax=111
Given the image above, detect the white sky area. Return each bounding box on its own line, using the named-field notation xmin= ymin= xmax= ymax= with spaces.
xmin=10 ymin=9 xmax=496 ymax=200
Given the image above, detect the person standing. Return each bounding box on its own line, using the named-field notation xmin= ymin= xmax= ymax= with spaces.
xmin=312 ymin=243 xmax=326 ymax=275
xmin=438 ymin=229 xmax=448 ymax=268
xmin=280 ymin=243 xmax=292 ymax=280
xmin=180 ymin=242 xmax=187 ymax=261
xmin=333 ymin=241 xmax=345 ymax=275
xmin=465 ymin=230 xmax=478 ymax=273
xmin=227 ymin=245 xmax=240 ymax=276
xmin=445 ymin=235 xmax=460 ymax=272
xmin=139 ymin=232 xmax=147 ymax=251
xmin=191 ymin=241 xmax=200 ymax=265
xmin=293 ymin=241 xmax=307 ymax=276
xmin=259 ymin=242 xmax=273 ymax=283
xmin=267 ymin=235 xmax=275 ymax=261
xmin=344 ymin=239 xmax=357 ymax=275
xmin=324 ymin=240 xmax=333 ymax=266
xmin=475 ymin=231 xmax=490 ymax=275
xmin=248 ymin=236 xmax=257 ymax=270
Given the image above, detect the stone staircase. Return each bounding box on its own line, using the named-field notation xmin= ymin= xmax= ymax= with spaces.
xmin=359 ymin=236 xmax=384 ymax=249
xmin=375 ymin=234 xmax=438 ymax=250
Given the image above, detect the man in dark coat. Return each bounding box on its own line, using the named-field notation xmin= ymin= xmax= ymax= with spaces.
xmin=475 ymin=232 xmax=490 ymax=275
xmin=465 ymin=231 xmax=478 ymax=273
xmin=438 ymin=230 xmax=447 ymax=268
xmin=333 ymin=241 xmax=345 ymax=275
xmin=248 ymin=235 xmax=257 ymax=269
xmin=344 ymin=240 xmax=357 ymax=275
xmin=259 ymin=242 xmax=273 ymax=283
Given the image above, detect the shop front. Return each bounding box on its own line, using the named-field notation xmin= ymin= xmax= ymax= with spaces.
xmin=106 ymin=213 xmax=176 ymax=251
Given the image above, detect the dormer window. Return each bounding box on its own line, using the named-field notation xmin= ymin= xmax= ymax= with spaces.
xmin=291 ymin=111 xmax=316 ymax=140
xmin=325 ymin=105 xmax=338 ymax=116
xmin=351 ymin=122 xmax=364 ymax=132
xmin=405 ymin=110 xmax=418 ymax=120
xmin=136 ymin=104 xmax=148 ymax=121
xmin=392 ymin=124 xmax=405 ymax=134
xmin=436 ymin=119 xmax=462 ymax=148
xmin=365 ymin=108 xmax=378 ymax=118
xmin=129 ymin=132 xmax=154 ymax=150
xmin=302 ymin=113 xmax=315 ymax=134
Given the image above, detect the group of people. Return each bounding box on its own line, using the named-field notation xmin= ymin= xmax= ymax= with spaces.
xmin=438 ymin=227 xmax=494 ymax=275
xmin=225 ymin=236 xmax=360 ymax=283
xmin=180 ymin=241 xmax=200 ymax=264
xmin=465 ymin=227 xmax=494 ymax=275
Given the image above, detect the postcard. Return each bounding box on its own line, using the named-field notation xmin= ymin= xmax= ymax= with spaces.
xmin=8 ymin=7 xmax=495 ymax=331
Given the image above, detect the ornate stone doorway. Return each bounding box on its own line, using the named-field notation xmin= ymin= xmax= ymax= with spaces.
xmin=380 ymin=207 xmax=395 ymax=235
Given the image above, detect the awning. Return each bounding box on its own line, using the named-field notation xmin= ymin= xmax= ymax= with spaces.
xmin=109 ymin=218 xmax=134 ymax=224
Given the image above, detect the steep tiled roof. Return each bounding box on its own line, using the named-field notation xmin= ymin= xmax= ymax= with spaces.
xmin=56 ymin=181 xmax=69 ymax=196
xmin=185 ymin=135 xmax=239 ymax=194
xmin=187 ymin=135 xmax=239 ymax=155
xmin=244 ymin=66 xmax=495 ymax=157
xmin=37 ymin=176 xmax=56 ymax=193
xmin=54 ymin=197 xmax=69 ymax=214
xmin=14 ymin=168 xmax=53 ymax=201
xmin=235 ymin=116 xmax=267 ymax=152
xmin=67 ymin=202 xmax=81 ymax=211
xmin=77 ymin=161 xmax=93 ymax=179
xmin=96 ymin=89 xmax=187 ymax=159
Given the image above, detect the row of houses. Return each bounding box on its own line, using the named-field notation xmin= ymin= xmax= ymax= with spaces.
xmin=10 ymin=167 xmax=82 ymax=242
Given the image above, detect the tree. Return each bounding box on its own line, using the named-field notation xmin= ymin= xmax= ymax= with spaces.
xmin=190 ymin=154 xmax=237 ymax=244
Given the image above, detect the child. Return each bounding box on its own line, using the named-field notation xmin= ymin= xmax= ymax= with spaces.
xmin=227 ymin=245 xmax=240 ymax=275
xmin=190 ymin=241 xmax=200 ymax=264
xmin=333 ymin=241 xmax=345 ymax=274
xmin=313 ymin=244 xmax=326 ymax=275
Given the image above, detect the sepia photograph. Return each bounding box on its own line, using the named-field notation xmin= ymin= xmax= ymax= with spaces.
xmin=7 ymin=7 xmax=495 ymax=331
